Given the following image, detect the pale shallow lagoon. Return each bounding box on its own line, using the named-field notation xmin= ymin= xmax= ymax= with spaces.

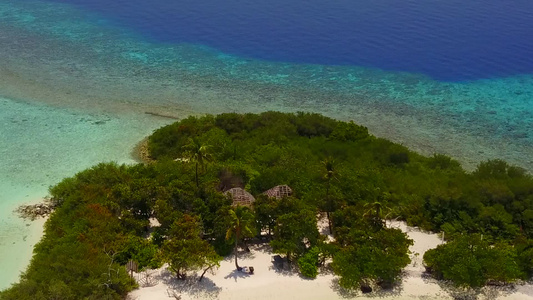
xmin=0 ymin=97 xmax=170 ymax=288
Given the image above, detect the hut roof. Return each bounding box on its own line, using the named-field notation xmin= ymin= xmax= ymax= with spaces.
xmin=226 ymin=187 xmax=256 ymax=206
xmin=263 ymin=185 xmax=293 ymax=199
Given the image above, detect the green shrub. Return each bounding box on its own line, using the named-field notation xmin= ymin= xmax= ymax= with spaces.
xmin=298 ymin=247 xmax=320 ymax=278
xmin=423 ymin=235 xmax=524 ymax=287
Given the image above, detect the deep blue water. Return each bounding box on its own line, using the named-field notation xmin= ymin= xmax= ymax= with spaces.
xmin=44 ymin=0 xmax=533 ymax=81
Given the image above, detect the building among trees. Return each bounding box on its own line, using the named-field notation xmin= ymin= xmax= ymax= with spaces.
xmin=263 ymin=185 xmax=293 ymax=199
xmin=226 ymin=187 xmax=256 ymax=206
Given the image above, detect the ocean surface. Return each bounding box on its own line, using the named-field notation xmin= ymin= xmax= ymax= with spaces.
xmin=0 ymin=0 xmax=532 ymax=289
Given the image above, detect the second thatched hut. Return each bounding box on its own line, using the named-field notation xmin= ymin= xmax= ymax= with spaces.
xmin=263 ymin=185 xmax=293 ymax=199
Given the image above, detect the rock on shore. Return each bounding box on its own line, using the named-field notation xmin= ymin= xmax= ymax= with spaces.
xmin=15 ymin=200 xmax=56 ymax=221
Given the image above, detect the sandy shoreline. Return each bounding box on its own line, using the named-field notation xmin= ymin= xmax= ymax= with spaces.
xmin=129 ymin=220 xmax=533 ymax=300
xmin=0 ymin=197 xmax=48 ymax=290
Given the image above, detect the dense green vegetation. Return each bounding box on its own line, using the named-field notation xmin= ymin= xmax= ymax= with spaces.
xmin=423 ymin=234 xmax=525 ymax=288
xmin=1 ymin=112 xmax=532 ymax=299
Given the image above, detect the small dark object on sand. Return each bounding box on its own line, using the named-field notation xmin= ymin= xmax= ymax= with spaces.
xmin=360 ymin=284 xmax=372 ymax=294
xmin=240 ymin=266 xmax=254 ymax=274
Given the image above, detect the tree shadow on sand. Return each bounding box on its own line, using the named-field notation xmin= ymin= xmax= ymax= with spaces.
xmin=329 ymin=277 xmax=405 ymax=299
xmin=436 ymin=281 xmax=520 ymax=300
xmin=318 ymin=261 xmax=335 ymax=276
xmin=420 ymin=270 xmax=526 ymax=300
xmin=366 ymin=282 xmax=404 ymax=298
xmin=329 ymin=278 xmax=359 ymax=299
xmin=248 ymin=242 xmax=273 ymax=252
xmin=236 ymin=248 xmax=256 ymax=260
xmin=224 ymin=269 xmax=252 ymax=282
xmin=267 ymin=261 xmax=325 ymax=281
xmin=134 ymin=269 xmax=161 ymax=288
xmin=155 ymin=268 xmax=222 ymax=299
xmin=267 ymin=259 xmax=298 ymax=277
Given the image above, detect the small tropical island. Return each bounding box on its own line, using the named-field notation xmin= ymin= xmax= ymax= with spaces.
xmin=1 ymin=112 xmax=532 ymax=300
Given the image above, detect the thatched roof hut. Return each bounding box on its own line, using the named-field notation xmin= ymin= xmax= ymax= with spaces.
xmin=226 ymin=187 xmax=256 ymax=206
xmin=263 ymin=185 xmax=293 ymax=199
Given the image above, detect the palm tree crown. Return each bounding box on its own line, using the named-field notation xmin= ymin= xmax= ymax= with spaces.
xmin=226 ymin=205 xmax=255 ymax=270
xmin=182 ymin=137 xmax=212 ymax=187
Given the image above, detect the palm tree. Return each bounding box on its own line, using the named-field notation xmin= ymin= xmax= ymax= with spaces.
xmin=322 ymin=157 xmax=336 ymax=234
xmin=363 ymin=190 xmax=390 ymax=229
xmin=182 ymin=137 xmax=212 ymax=187
xmin=226 ymin=206 xmax=255 ymax=270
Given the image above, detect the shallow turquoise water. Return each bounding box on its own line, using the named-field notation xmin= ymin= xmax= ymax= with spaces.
xmin=0 ymin=0 xmax=532 ymax=289
xmin=0 ymin=98 xmax=169 ymax=288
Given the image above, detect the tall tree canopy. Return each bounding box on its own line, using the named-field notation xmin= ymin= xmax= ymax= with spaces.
xmin=161 ymin=214 xmax=222 ymax=280
xmin=423 ymin=235 xmax=523 ymax=287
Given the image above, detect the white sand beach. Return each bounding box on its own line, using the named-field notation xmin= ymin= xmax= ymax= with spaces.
xmin=129 ymin=220 xmax=533 ymax=300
